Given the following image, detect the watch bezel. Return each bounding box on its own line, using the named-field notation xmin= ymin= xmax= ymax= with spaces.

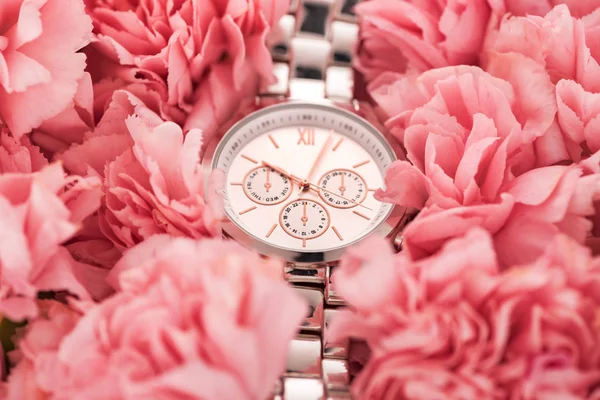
xmin=202 ymin=98 xmax=408 ymax=265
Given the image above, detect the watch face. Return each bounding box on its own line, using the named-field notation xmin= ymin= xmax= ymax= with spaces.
xmin=211 ymin=101 xmax=396 ymax=256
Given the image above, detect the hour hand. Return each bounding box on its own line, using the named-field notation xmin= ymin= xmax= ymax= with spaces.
xmin=301 ymin=202 xmax=308 ymax=226
xmin=264 ymin=167 xmax=272 ymax=192
xmin=339 ymin=171 xmax=346 ymax=196
xmin=262 ymin=161 xmax=290 ymax=179
xmin=262 ymin=161 xmax=302 ymax=186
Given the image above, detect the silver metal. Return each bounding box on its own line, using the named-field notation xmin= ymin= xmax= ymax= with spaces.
xmin=263 ymin=0 xmax=359 ymax=101
xmin=283 ymin=377 xmax=325 ymax=400
xmin=322 ymin=358 xmax=350 ymax=392
xmin=325 ymin=265 xmax=344 ymax=305
xmin=335 ymin=0 xmax=358 ymax=22
xmin=289 ymin=78 xmax=326 ymax=100
xmin=331 ymin=21 xmax=358 ymax=64
xmin=201 ymin=1 xmax=410 ymax=398
xmin=276 ymin=287 xmax=351 ymax=400
xmin=324 ymin=308 xmax=348 ymax=359
xmin=327 ymin=391 xmax=353 ymax=400
xmin=294 ymin=287 xmax=325 ymax=332
xmin=287 ymin=334 xmax=322 ymax=377
xmin=263 ymin=62 xmax=291 ymax=96
xmin=265 ymin=0 xmax=364 ymax=386
xmin=285 ymin=263 xmax=327 ymax=284
xmin=325 ymin=66 xmax=353 ymax=101
xmin=393 ymin=234 xmax=404 ymax=251
xmin=273 ymin=378 xmax=284 ymax=399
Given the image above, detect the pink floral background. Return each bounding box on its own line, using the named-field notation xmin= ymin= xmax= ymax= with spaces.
xmin=1 ymin=0 xmax=600 ymax=398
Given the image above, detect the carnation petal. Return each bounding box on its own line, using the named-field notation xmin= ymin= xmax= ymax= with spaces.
xmin=375 ymin=160 xmax=428 ymax=209
xmin=486 ymin=52 xmax=556 ymax=142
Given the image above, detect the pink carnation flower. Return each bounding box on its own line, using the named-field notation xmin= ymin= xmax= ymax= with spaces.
xmin=486 ymin=3 xmax=600 ymax=82
xmin=492 ymin=153 xmax=600 ymax=265
xmin=8 ymin=236 xmax=306 ymax=400
xmin=2 ymin=300 xmax=82 ymax=400
xmin=101 ymin=116 xmax=224 ymax=249
xmin=51 ymin=90 xmax=153 ymax=296
xmin=54 ymin=90 xmax=223 ymax=299
xmin=491 ymin=0 xmax=600 ymax=19
xmin=329 ymin=230 xmax=600 ymax=399
xmin=372 ymin=66 xmax=553 ymax=210
xmin=85 ymin=0 xmax=288 ymax=142
xmin=554 ymin=79 xmax=600 ymax=161
xmin=329 ymin=230 xmax=502 ymax=398
xmin=355 ymin=0 xmax=491 ymax=83
xmin=371 ymin=66 xmax=555 ymax=171
xmin=371 ymin=65 xmax=599 ymax=264
xmin=30 ymin=73 xmax=183 ymax=157
xmin=29 ymin=73 xmax=95 ymax=156
xmin=485 ymin=235 xmax=600 ymax=399
xmin=0 ymin=0 xmax=92 ymax=138
xmin=392 ymin=153 xmax=600 ymax=265
xmin=0 ymin=128 xmax=47 ymax=173
xmin=59 ymin=89 xmax=223 ymax=254
xmin=58 ymin=89 xmax=155 ymax=177
xmin=483 ymin=5 xmax=600 ymax=165
xmin=0 ymin=164 xmax=102 ymax=321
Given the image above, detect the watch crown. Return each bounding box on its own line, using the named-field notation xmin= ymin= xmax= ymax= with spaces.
xmin=393 ymin=234 xmax=404 ymax=252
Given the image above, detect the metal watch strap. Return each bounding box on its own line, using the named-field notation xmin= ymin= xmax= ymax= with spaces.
xmin=262 ymin=0 xmax=359 ymax=102
xmin=275 ymin=264 xmax=350 ymax=400
xmin=264 ymin=0 xmax=359 ymax=398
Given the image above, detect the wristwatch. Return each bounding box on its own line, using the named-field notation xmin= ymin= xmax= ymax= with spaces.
xmin=203 ymin=0 xmax=409 ymax=398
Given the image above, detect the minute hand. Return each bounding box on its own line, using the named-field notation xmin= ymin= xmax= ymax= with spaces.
xmin=305 ymin=134 xmax=333 ymax=182
xmin=261 ymin=161 xmax=373 ymax=211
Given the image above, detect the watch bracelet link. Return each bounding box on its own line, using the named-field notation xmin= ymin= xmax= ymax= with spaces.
xmin=262 ymin=0 xmax=360 ymax=398
xmin=272 ymin=263 xmax=351 ymax=400
xmin=262 ymin=0 xmax=359 ymax=102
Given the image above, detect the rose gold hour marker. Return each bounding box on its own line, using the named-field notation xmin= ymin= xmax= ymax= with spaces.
xmin=353 ymin=160 xmax=370 ymax=168
xmin=239 ymin=206 xmax=257 ymax=215
xmin=302 ymin=239 xmax=307 ymax=248
xmin=332 ymin=138 xmax=344 ymax=151
xmin=332 ymin=226 xmax=343 ymax=241
xmin=268 ymin=135 xmax=279 ymax=149
xmin=353 ymin=210 xmax=370 ymax=220
xmin=230 ymin=182 xmax=243 ymax=186
xmin=241 ymin=154 xmax=258 ymax=164
xmin=266 ymin=224 xmax=277 ymax=238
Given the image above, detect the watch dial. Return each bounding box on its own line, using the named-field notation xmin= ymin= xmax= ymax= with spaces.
xmin=212 ymin=102 xmax=396 ymax=253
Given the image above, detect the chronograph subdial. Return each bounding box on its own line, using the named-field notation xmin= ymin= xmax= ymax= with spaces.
xmin=243 ymin=166 xmax=293 ymax=205
xmin=318 ymin=169 xmax=367 ymax=208
xmin=279 ymin=199 xmax=331 ymax=247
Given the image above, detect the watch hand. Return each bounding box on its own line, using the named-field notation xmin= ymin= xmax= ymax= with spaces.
xmin=339 ymin=171 xmax=346 ymax=196
xmin=264 ymin=167 xmax=272 ymax=192
xmin=261 ymin=161 xmax=302 ymax=185
xmin=261 ymin=161 xmax=373 ymax=211
xmin=305 ymin=133 xmax=333 ymax=185
xmin=303 ymin=181 xmax=373 ymax=211
xmin=301 ymin=202 xmax=308 ymax=226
